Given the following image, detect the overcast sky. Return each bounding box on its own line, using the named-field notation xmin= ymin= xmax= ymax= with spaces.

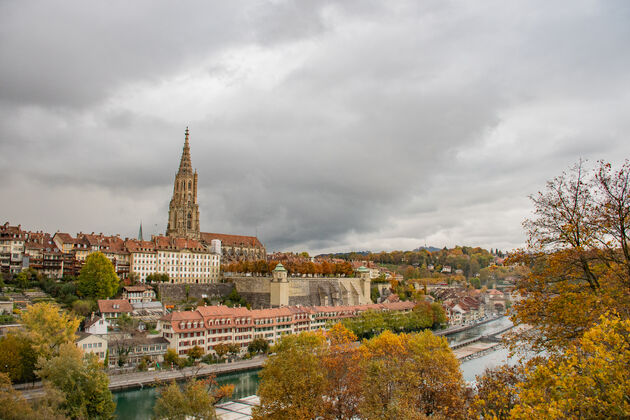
xmin=1 ymin=1 xmax=629 ymax=254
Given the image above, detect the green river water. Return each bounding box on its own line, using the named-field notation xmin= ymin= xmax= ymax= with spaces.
xmin=113 ymin=368 xmax=261 ymax=420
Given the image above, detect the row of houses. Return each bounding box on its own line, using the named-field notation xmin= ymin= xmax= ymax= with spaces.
xmin=77 ymin=300 xmax=416 ymax=365
xmin=432 ymin=287 xmax=512 ymax=324
xmin=0 ymin=223 xmax=221 ymax=284
xmin=158 ymin=301 xmax=416 ymax=356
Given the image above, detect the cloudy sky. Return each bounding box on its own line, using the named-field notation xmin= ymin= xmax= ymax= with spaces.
xmin=1 ymin=1 xmax=629 ymax=254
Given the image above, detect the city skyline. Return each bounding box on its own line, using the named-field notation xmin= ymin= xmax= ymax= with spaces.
xmin=1 ymin=1 xmax=630 ymax=254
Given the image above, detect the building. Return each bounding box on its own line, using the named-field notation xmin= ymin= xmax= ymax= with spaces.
xmin=76 ymin=333 xmax=108 ymax=361
xmin=200 ymin=232 xmax=265 ymax=263
xmin=0 ymin=223 xmax=26 ymax=275
xmin=126 ymin=235 xmax=220 ymax=284
xmin=166 ymin=127 xmax=201 ymax=240
xmin=98 ymin=299 xmax=133 ymax=319
xmin=123 ymin=284 xmax=156 ymax=303
xmin=106 ymin=334 xmax=169 ymax=368
xmin=158 ymin=301 xmax=415 ymax=356
xmin=165 ymin=128 xmax=266 ymax=263
xmin=84 ymin=313 xmax=110 ymax=334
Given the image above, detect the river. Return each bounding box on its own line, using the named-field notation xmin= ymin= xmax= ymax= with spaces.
xmin=114 ymin=317 xmax=515 ymax=419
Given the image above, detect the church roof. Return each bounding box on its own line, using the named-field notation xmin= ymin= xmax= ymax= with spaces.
xmin=200 ymin=232 xmax=264 ymax=248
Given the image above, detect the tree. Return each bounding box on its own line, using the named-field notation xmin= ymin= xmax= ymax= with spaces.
xmin=247 ymin=337 xmax=269 ymax=354
xmin=71 ymin=299 xmax=95 ymax=317
xmin=321 ymin=324 xmax=362 ymax=420
xmin=146 ymin=273 xmax=169 ymax=283
xmin=253 ymin=332 xmax=328 ymax=419
xmin=37 ymin=343 xmax=116 ymax=419
xmin=358 ymin=330 xmax=467 ymax=419
xmin=0 ymin=373 xmax=65 ymax=420
xmin=509 ymin=160 xmax=630 ymax=353
xmin=187 ymin=345 xmax=204 ymax=363
xmin=511 ymin=314 xmax=630 ymax=419
xmin=153 ymin=377 xmax=233 ymax=420
xmin=430 ymin=301 xmax=447 ymax=328
xmin=77 ymin=252 xmax=120 ymax=300
xmin=0 ymin=333 xmax=38 ymax=383
xmin=470 ymin=364 xmax=526 ymax=419
xmin=213 ymin=343 xmax=230 ymax=361
xmin=163 ymin=348 xmax=179 ymax=367
xmin=21 ymin=302 xmax=80 ymax=359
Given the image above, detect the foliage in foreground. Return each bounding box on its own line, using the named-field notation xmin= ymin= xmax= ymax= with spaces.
xmin=153 ymin=377 xmax=234 ymax=420
xmin=253 ymin=324 xmax=467 ymax=420
xmin=472 ymin=315 xmax=630 ymax=419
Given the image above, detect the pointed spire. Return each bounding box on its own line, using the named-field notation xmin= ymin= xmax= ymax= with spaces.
xmin=178 ymin=126 xmax=193 ymax=175
xmin=138 ymin=222 xmax=144 ymax=241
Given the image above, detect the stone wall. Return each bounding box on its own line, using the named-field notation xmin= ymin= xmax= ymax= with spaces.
xmin=228 ymin=276 xmax=371 ymax=308
xmin=158 ymin=283 xmax=234 ymax=305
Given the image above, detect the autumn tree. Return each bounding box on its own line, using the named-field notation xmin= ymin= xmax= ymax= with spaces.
xmin=0 ymin=373 xmax=65 ymax=420
xmin=77 ymin=251 xmax=120 ymax=299
xmin=37 ymin=343 xmax=115 ymax=419
xmin=470 ymin=364 xmax=527 ymax=419
xmin=511 ymin=314 xmax=630 ymax=419
xmin=253 ymin=332 xmax=328 ymax=419
xmin=358 ymin=330 xmax=467 ymax=419
xmin=153 ymin=377 xmax=233 ymax=420
xmin=0 ymin=333 xmax=38 ymax=383
xmin=508 ymin=160 xmax=630 ymax=353
xmin=187 ymin=345 xmax=204 ymax=364
xmin=21 ymin=302 xmax=80 ymax=359
xmin=321 ymin=323 xmax=362 ymax=420
xmin=163 ymin=348 xmax=179 ymax=367
xmin=213 ymin=343 xmax=230 ymax=361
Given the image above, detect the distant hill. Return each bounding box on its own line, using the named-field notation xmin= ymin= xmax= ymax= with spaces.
xmin=414 ymin=246 xmax=442 ymax=253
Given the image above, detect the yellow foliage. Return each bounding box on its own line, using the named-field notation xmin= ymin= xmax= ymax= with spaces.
xmin=21 ymin=302 xmax=80 ymax=358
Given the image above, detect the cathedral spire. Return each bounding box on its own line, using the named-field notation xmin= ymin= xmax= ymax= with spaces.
xmin=178 ymin=127 xmax=193 ymax=175
xmin=166 ymin=127 xmax=200 ymax=239
xmin=138 ymin=222 xmax=144 ymax=241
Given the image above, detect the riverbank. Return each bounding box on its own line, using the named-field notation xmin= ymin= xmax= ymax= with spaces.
xmin=435 ymin=315 xmax=505 ymax=336
xmin=20 ymin=357 xmax=266 ymax=401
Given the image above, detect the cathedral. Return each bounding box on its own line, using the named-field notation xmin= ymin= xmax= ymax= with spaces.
xmin=166 ymin=128 xmax=200 ymax=239
xmin=166 ymin=128 xmax=266 ymax=262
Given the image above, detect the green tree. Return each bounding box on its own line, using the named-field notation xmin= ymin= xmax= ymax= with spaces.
xmin=77 ymin=252 xmax=120 ymax=300
xmin=247 ymin=337 xmax=269 ymax=354
xmin=71 ymin=299 xmax=95 ymax=317
xmin=430 ymin=302 xmax=447 ymax=328
xmin=37 ymin=343 xmax=115 ymax=419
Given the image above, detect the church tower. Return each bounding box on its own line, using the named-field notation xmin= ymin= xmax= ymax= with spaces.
xmin=166 ymin=127 xmax=200 ymax=239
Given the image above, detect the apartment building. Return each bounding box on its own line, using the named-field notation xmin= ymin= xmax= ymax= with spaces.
xmin=158 ymin=301 xmax=416 ymax=356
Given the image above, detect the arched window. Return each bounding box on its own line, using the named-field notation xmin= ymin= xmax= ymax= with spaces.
xmin=188 ymin=180 xmax=192 ymax=190
xmin=187 ymin=212 xmax=192 ymax=229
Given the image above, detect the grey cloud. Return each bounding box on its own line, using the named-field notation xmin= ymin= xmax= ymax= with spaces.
xmin=2 ymin=1 xmax=630 ymax=253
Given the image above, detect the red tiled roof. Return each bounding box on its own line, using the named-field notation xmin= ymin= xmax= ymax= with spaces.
xmin=123 ymin=285 xmax=153 ymax=292
xmin=98 ymin=299 xmax=133 ymax=314
xmin=200 ymin=232 xmax=263 ymax=248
